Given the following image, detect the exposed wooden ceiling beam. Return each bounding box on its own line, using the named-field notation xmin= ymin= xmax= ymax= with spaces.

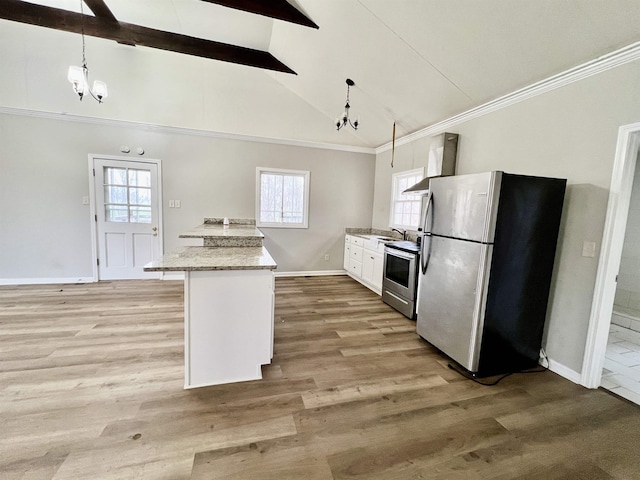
xmin=82 ymin=0 xmax=136 ymax=46
xmin=0 ymin=0 xmax=296 ymax=74
xmin=201 ymin=0 xmax=318 ymax=29
xmin=83 ymin=0 xmax=117 ymax=24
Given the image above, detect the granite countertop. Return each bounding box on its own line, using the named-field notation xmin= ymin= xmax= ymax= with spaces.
xmin=179 ymin=223 xmax=264 ymax=247
xmin=179 ymin=223 xmax=264 ymax=239
xmin=143 ymin=246 xmax=277 ymax=272
xmin=345 ymin=227 xmax=418 ymax=243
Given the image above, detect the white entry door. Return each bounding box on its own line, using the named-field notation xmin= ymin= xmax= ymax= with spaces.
xmin=92 ymin=157 xmax=162 ymax=280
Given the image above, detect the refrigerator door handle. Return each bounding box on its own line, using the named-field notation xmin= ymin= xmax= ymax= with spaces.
xmin=420 ymin=191 xmax=433 ymax=274
xmin=422 ymin=190 xmax=433 ymax=234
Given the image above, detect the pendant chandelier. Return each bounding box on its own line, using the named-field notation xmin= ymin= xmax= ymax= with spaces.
xmin=335 ymin=78 xmax=359 ymax=131
xmin=67 ymin=0 xmax=108 ymax=103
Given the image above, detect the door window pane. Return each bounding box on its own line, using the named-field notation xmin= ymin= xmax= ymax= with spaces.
xmin=105 ymin=186 xmax=127 ymax=204
xmin=105 ymin=168 xmax=127 ymax=185
xmin=129 ymin=187 xmax=151 ymax=205
xmin=129 ymin=206 xmax=152 ymax=223
xmin=128 ymin=169 xmax=151 ymax=187
xmin=104 ymin=167 xmax=153 ymax=224
xmin=105 ymin=205 xmax=128 ymax=222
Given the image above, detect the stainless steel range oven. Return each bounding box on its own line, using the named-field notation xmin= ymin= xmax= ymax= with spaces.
xmin=382 ymin=241 xmax=420 ymax=319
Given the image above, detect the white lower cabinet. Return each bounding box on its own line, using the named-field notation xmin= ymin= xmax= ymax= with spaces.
xmin=349 ymin=258 xmax=363 ymax=277
xmin=362 ymin=251 xmax=383 ymax=291
xmin=343 ymin=240 xmax=351 ymax=270
xmin=344 ymin=235 xmax=385 ymax=295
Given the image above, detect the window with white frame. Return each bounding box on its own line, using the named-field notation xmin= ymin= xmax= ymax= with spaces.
xmin=389 ymin=167 xmax=424 ymax=230
xmin=256 ymin=167 xmax=310 ymax=228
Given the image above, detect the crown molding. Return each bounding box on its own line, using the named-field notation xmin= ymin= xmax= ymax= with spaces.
xmin=0 ymin=106 xmax=376 ymax=155
xmin=375 ymin=40 xmax=640 ymax=154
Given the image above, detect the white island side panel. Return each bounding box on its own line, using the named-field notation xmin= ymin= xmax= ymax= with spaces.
xmin=184 ymin=269 xmax=274 ymax=389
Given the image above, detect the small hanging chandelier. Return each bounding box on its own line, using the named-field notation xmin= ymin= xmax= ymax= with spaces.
xmin=67 ymin=0 xmax=108 ymax=103
xmin=336 ymin=78 xmax=359 ymax=131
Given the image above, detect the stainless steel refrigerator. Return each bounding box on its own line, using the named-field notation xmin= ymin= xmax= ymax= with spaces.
xmin=416 ymin=171 xmax=566 ymax=376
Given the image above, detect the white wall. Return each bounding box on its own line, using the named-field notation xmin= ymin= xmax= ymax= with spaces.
xmin=372 ymin=60 xmax=640 ymax=375
xmin=0 ymin=113 xmax=375 ymax=281
xmin=0 ymin=20 xmax=367 ymax=149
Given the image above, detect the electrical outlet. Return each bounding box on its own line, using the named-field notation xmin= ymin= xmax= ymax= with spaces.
xmin=324 ymin=254 xmax=330 ymax=261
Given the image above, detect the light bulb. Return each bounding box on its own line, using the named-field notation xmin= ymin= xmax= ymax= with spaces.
xmin=92 ymin=80 xmax=108 ymax=101
xmin=68 ymin=65 xmax=87 ymax=96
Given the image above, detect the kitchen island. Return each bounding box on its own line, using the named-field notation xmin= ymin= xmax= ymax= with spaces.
xmin=144 ymin=219 xmax=277 ymax=389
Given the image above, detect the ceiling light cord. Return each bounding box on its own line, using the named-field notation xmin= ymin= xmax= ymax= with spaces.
xmin=80 ymin=0 xmax=86 ymax=67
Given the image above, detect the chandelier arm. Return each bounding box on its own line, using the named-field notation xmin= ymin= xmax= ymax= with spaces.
xmin=87 ymin=88 xmax=103 ymax=103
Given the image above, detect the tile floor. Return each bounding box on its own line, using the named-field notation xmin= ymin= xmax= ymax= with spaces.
xmin=602 ymin=323 xmax=640 ymax=404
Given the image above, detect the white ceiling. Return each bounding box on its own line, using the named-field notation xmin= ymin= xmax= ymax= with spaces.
xmin=15 ymin=0 xmax=640 ymax=149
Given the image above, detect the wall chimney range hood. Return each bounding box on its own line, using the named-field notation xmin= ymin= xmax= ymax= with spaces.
xmin=403 ymin=133 xmax=459 ymax=194
xmin=403 ymin=177 xmax=431 ymax=194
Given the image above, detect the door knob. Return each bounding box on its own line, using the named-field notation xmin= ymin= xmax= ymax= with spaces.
xmin=152 ymin=227 xmax=157 ymax=231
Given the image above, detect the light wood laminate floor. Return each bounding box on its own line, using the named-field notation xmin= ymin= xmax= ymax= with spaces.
xmin=1 ymin=276 xmax=639 ymax=479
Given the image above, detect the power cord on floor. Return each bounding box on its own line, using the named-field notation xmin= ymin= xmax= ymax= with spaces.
xmin=447 ymin=363 xmax=513 ymax=385
xmin=447 ymin=349 xmax=550 ymax=386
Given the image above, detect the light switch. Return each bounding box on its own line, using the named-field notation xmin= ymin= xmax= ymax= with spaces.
xmin=582 ymin=241 xmax=596 ymax=258
xmin=169 ymin=200 xmax=175 ymax=208
xmin=82 ymin=196 xmax=89 ymax=205
xmin=175 ymin=200 xmax=181 ymax=208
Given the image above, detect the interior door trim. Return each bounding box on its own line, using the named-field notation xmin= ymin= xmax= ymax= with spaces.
xmin=581 ymin=123 xmax=640 ymax=388
xmin=88 ymin=154 xmax=164 ymax=281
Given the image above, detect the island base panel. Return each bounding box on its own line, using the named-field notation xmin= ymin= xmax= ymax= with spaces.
xmin=184 ymin=269 xmax=274 ymax=388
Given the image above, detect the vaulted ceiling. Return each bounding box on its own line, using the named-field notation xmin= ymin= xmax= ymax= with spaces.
xmin=3 ymin=0 xmax=640 ymax=150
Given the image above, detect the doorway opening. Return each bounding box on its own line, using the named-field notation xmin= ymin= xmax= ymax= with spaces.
xmin=88 ymin=155 xmax=163 ymax=281
xmin=600 ymin=147 xmax=640 ymax=403
xmin=581 ymin=123 xmax=640 ymax=401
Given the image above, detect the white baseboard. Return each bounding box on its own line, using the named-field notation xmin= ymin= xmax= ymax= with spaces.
xmin=547 ymin=358 xmax=582 ymax=385
xmin=0 ymin=277 xmax=95 ymax=286
xmin=274 ymin=270 xmax=348 ymax=278
xmin=0 ymin=271 xmax=348 ymax=284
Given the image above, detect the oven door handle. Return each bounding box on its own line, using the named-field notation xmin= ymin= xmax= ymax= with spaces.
xmin=420 ymin=191 xmax=433 ymax=275
xmin=384 ymin=247 xmax=416 ymax=261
